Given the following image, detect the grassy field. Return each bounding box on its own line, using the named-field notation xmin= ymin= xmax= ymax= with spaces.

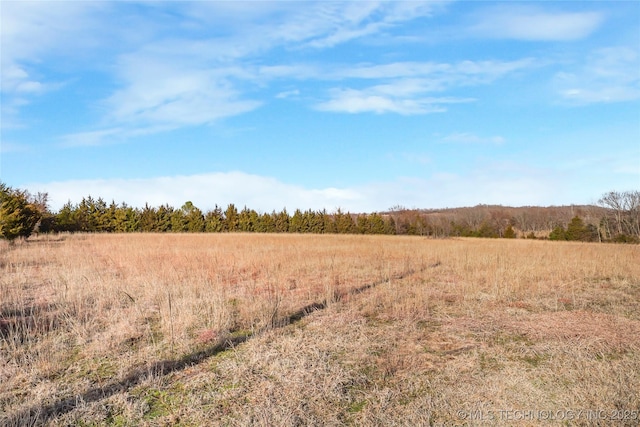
xmin=1 ymin=233 xmax=639 ymax=426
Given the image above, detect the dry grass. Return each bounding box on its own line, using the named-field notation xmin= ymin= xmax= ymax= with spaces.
xmin=1 ymin=233 xmax=639 ymax=426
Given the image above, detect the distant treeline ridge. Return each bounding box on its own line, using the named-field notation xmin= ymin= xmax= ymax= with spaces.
xmin=1 ymin=183 xmax=639 ymax=243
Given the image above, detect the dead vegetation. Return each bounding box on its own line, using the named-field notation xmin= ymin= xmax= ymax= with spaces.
xmin=1 ymin=234 xmax=639 ymax=425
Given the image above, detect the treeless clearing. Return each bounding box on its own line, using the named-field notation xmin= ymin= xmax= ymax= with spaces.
xmin=1 ymin=234 xmax=639 ymax=425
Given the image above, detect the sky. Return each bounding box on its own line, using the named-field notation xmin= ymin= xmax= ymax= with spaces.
xmin=1 ymin=0 xmax=639 ymax=213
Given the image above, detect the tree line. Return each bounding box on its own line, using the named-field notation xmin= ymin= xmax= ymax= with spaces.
xmin=42 ymin=197 xmax=395 ymax=235
xmin=1 ymin=182 xmax=638 ymax=243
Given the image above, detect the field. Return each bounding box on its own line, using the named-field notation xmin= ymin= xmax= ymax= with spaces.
xmin=1 ymin=233 xmax=639 ymax=426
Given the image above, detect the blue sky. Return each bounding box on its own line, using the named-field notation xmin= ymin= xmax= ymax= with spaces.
xmin=1 ymin=1 xmax=639 ymax=213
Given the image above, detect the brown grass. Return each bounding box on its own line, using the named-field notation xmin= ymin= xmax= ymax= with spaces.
xmin=1 ymin=233 xmax=639 ymax=425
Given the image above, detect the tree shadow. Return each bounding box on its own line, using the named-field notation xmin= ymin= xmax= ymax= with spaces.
xmin=2 ymin=262 xmax=440 ymax=425
xmin=2 ymin=333 xmax=252 ymax=426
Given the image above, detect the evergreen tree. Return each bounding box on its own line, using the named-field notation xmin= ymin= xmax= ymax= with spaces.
xmin=321 ymin=209 xmax=336 ymax=234
xmin=73 ymin=196 xmax=107 ymax=232
xmin=475 ymin=221 xmax=499 ymax=238
xmin=273 ymin=209 xmax=289 ymax=232
xmin=55 ymin=201 xmax=79 ymax=232
xmin=205 ymin=205 xmax=225 ymax=232
xmin=368 ymin=213 xmax=387 ymax=234
xmin=334 ymin=209 xmax=356 ymax=234
xmin=565 ymin=216 xmax=585 ymax=241
xmin=248 ymin=209 xmax=260 ymax=232
xmin=384 ymin=216 xmax=396 ymax=235
xmin=104 ymin=201 xmax=119 ymax=232
xmin=549 ymin=225 xmax=567 ymax=241
xmin=181 ymin=201 xmax=205 ymax=232
xmin=224 ymin=204 xmax=239 ymax=232
xmin=139 ymin=204 xmax=158 ymax=232
xmin=503 ymin=225 xmax=516 ymax=239
xmin=75 ymin=197 xmax=92 ymax=232
xmin=155 ymin=205 xmax=174 ymax=232
xmin=93 ymin=198 xmax=110 ymax=232
xmin=238 ymin=207 xmax=257 ymax=232
xmin=565 ymin=216 xmax=598 ymax=242
xmin=306 ymin=210 xmax=324 ymax=233
xmin=170 ymin=207 xmax=188 ymax=232
xmin=405 ymin=219 xmax=419 ymax=235
xmin=114 ymin=204 xmax=140 ymax=232
xmin=356 ymin=214 xmax=370 ymax=234
xmin=0 ymin=183 xmax=42 ymax=241
xmin=258 ymin=212 xmax=276 ymax=233
xmin=290 ymin=209 xmax=304 ymax=233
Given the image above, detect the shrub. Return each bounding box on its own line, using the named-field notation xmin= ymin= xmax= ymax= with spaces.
xmin=0 ymin=183 xmax=42 ymax=242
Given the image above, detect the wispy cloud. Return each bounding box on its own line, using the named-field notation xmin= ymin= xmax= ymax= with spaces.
xmin=58 ymin=128 xmax=125 ymax=148
xmin=0 ymin=141 xmax=31 ymax=154
xmin=275 ymin=89 xmax=301 ymax=99
xmin=316 ymin=59 xmax=533 ymax=114
xmin=335 ymin=59 xmax=535 ymax=83
xmin=1 ymin=63 xmax=67 ymax=131
xmin=297 ymin=1 xmax=445 ymax=49
xmin=2 ymin=64 xmax=46 ymax=95
xmin=555 ymin=47 xmax=640 ymax=104
xmin=316 ymin=89 xmax=468 ymax=115
xmin=0 ymin=1 xmax=542 ymax=144
xmin=471 ymin=6 xmax=604 ymax=41
xmin=1 ymin=2 xmax=108 ymax=123
xmin=1 ymin=1 xmax=442 ymax=143
xmin=1 ymin=1 xmax=106 ymax=60
xmin=53 ymin=52 xmax=535 ymax=141
xmin=105 ymin=55 xmax=262 ymax=129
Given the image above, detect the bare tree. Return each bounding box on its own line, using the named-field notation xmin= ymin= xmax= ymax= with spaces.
xmin=598 ymin=190 xmax=640 ymax=239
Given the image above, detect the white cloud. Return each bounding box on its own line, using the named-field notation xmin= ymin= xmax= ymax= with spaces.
xmin=25 ymin=172 xmax=369 ymax=213
xmin=275 ymin=89 xmax=300 ymax=99
xmin=555 ymin=47 xmax=640 ymax=104
xmin=472 ymin=6 xmax=604 ymax=41
xmin=26 ymin=165 xmax=569 ymax=214
xmin=1 ymin=64 xmax=45 ymax=94
xmin=316 ymin=88 xmax=470 ymax=114
xmin=315 ymin=58 xmax=533 ymax=114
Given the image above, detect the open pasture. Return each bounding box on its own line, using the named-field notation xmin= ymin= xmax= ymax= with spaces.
xmin=1 ymin=233 xmax=639 ymax=425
